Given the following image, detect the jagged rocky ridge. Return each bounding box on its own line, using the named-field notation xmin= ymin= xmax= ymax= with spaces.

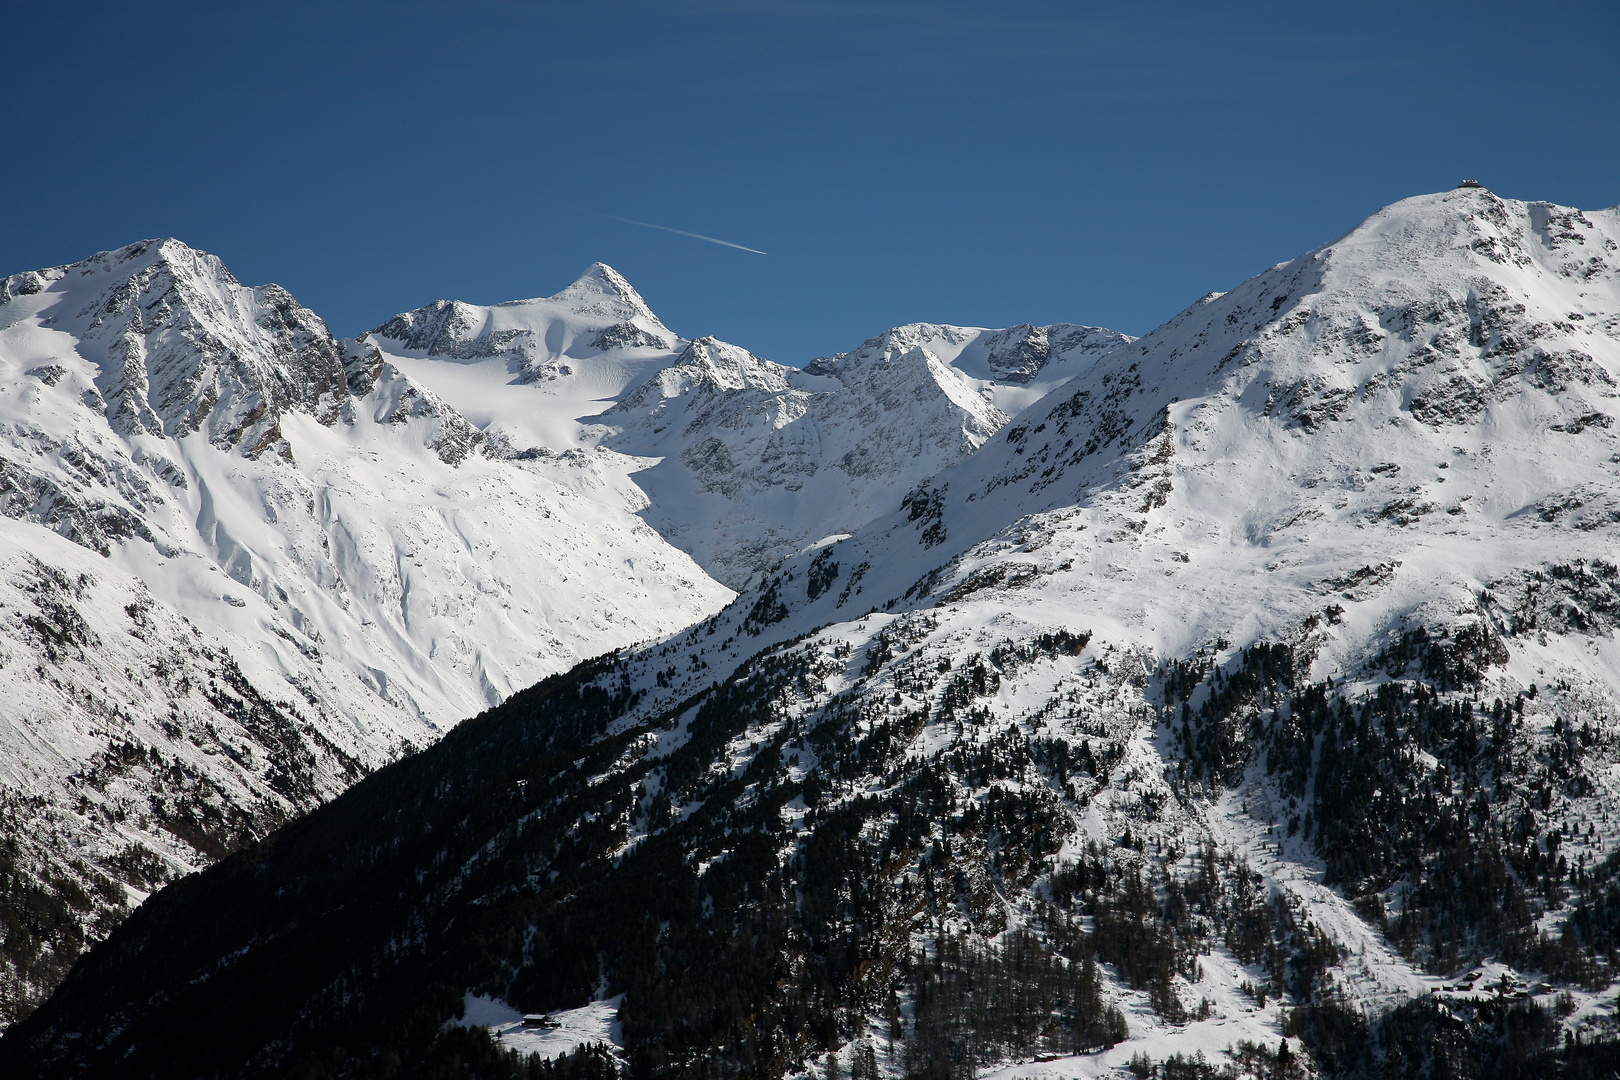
xmin=598 ymin=334 xmax=1014 ymax=586
xmin=7 ymin=188 xmax=1620 ymax=1079
xmin=367 ymin=284 xmax=1128 ymax=588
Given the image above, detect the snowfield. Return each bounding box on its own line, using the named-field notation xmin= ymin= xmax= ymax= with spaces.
xmin=0 ymin=244 xmax=729 ymax=1022
xmin=369 ymin=272 xmax=1129 ymax=588
xmin=459 ymin=993 xmax=623 ymax=1061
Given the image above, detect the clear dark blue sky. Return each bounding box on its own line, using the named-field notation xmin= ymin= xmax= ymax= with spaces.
xmin=3 ymin=1 xmax=1616 ymax=362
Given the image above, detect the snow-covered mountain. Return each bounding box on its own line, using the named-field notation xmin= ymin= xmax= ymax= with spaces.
xmin=639 ymin=185 xmax=1620 ymax=1070
xmin=0 ymin=239 xmax=1128 ymax=1028
xmin=369 ymin=281 xmax=1129 ymax=586
xmin=0 ymin=240 xmax=732 ymax=1024
xmin=750 ymin=187 xmax=1620 ymax=668
xmin=11 ymin=188 xmax=1620 ymax=1079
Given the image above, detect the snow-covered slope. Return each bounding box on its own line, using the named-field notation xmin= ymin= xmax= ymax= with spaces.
xmin=0 ymin=240 xmax=731 ymax=1024
xmin=368 ymin=263 xmax=679 ymax=451
xmin=745 ymin=188 xmax=1620 ymax=672
xmin=370 ymin=275 xmax=1130 ymax=586
xmin=634 ymin=185 xmax=1620 ymax=1066
xmin=598 ymin=334 xmax=1013 ymax=586
xmin=526 ymin=187 xmax=1620 ymax=1070
xmin=14 ymin=188 xmax=1620 ymax=1080
xmin=805 ymin=319 xmax=1131 ymax=414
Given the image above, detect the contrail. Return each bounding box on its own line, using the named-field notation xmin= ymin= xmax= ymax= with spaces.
xmin=604 ymin=214 xmax=767 ymax=255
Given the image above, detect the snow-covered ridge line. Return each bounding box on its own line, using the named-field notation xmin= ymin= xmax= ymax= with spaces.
xmin=8 ymin=187 xmax=1620 ymax=1077
xmin=525 ymin=186 xmax=1620 ymax=1072
xmin=369 ymin=281 xmax=1131 ymax=587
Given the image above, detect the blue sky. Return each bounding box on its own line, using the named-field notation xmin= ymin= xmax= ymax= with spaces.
xmin=3 ymin=1 xmax=1616 ymax=362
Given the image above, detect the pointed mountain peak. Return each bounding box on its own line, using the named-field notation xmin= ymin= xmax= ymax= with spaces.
xmin=546 ymin=262 xmax=662 ymax=327
xmin=672 ymin=335 xmax=788 ymax=392
xmin=89 ymin=238 xmax=241 ymax=288
xmin=11 ymin=237 xmax=350 ymax=453
xmin=566 ymin=261 xmax=637 ymax=298
xmin=151 ymin=237 xmax=240 ymax=284
xmin=1 ymin=239 xmax=236 ymax=305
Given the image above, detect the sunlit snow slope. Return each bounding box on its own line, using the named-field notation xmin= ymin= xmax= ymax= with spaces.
xmin=635 ymin=186 xmax=1620 ymax=1066
xmin=745 ymin=189 xmax=1620 ymax=667
xmin=0 ymin=240 xmax=1129 ymax=1027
